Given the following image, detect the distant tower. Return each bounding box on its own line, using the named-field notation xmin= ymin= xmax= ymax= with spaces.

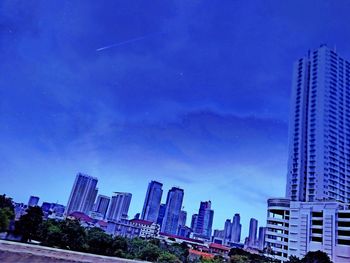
xmin=248 ymin=218 xmax=258 ymax=247
xmin=107 ymin=192 xmax=132 ymax=222
xmin=191 ymin=214 xmax=198 ymax=230
xmin=258 ymin=226 xmax=266 ymax=250
xmin=178 ymin=210 xmax=187 ymax=227
xmin=65 ymin=173 xmax=98 ymax=215
xmin=193 ymin=201 xmax=214 ymax=240
xmin=157 ymin=204 xmax=167 ymax=227
xmin=28 ymin=196 xmax=39 ymax=207
xmin=141 ymin=181 xmax=163 ymax=222
xmin=161 ymin=187 xmax=184 ymax=235
xmin=231 ymin=213 xmax=241 ymax=243
xmin=93 ymin=195 xmax=110 ymax=219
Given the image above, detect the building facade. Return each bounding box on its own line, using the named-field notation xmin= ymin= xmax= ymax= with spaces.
xmin=141 ymin=181 xmax=163 ymax=222
xmin=107 ymin=192 xmax=132 ymax=222
xmin=265 ymin=198 xmax=290 ymax=262
xmin=93 ymin=194 xmax=110 ymax=219
xmin=247 ymin=218 xmax=258 ymax=248
xmin=28 ymin=196 xmax=39 ymax=207
xmin=288 ymin=201 xmax=350 ymax=262
xmin=266 ymin=46 xmax=350 ymax=262
xmin=130 ymin=219 xmax=160 ymax=238
xmin=231 ymin=213 xmax=242 ymax=243
xmin=161 ymin=187 xmax=184 ymax=235
xmin=286 ymin=45 xmax=350 ymax=203
xmin=193 ymin=201 xmax=214 ymax=240
xmin=65 ymin=173 xmax=98 ymax=215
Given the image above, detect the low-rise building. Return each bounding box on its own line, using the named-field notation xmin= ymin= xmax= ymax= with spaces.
xmin=265 ymin=198 xmax=350 ymax=262
xmin=129 ymin=219 xmax=160 ymax=238
xmin=106 ymin=219 xmax=141 ymax=239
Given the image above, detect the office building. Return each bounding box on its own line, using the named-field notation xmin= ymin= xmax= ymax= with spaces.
xmin=93 ymin=195 xmax=110 ymax=219
xmin=247 ymin=218 xmax=258 ymax=247
xmin=231 ymin=213 xmax=242 ymax=243
xmin=286 ymin=45 xmax=350 ymax=203
xmin=141 ymin=181 xmax=163 ymax=222
xmin=161 ymin=187 xmax=184 ymax=235
xmin=178 ymin=210 xmax=187 ymax=227
xmin=258 ymin=227 xmax=266 ymax=250
xmin=28 ymin=196 xmax=39 ymax=207
xmin=191 ymin=214 xmax=198 ymax=230
xmin=157 ymin=203 xmax=166 ymax=227
xmin=65 ymin=173 xmax=98 ymax=215
xmin=107 ymin=192 xmax=132 ymax=222
xmin=193 ymin=201 xmax=214 ymax=240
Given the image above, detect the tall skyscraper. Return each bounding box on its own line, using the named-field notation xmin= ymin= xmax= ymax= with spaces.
xmin=161 ymin=187 xmax=184 ymax=235
xmin=141 ymin=181 xmax=163 ymax=222
xmin=93 ymin=194 xmax=110 ymax=218
xmin=28 ymin=196 xmax=39 ymax=207
xmin=107 ymin=192 xmax=132 ymax=222
xmin=157 ymin=203 xmax=166 ymax=227
xmin=248 ymin=218 xmax=258 ymax=247
xmin=231 ymin=213 xmax=241 ymax=243
xmin=193 ymin=201 xmax=214 ymax=239
xmin=257 ymin=226 xmax=266 ymax=250
xmin=224 ymin=219 xmax=232 ymax=241
xmin=65 ymin=173 xmax=98 ymax=215
xmin=178 ymin=210 xmax=187 ymax=227
xmin=266 ymin=46 xmax=350 ymax=262
xmin=191 ymin=214 xmax=198 ymax=230
xmin=286 ymin=45 xmax=350 ymax=203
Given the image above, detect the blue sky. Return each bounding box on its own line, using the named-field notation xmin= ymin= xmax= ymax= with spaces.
xmin=1 ymin=0 xmax=350 ymax=237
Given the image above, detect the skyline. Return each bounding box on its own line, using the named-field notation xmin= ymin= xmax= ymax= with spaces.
xmin=2 ymin=1 xmax=350 ymax=238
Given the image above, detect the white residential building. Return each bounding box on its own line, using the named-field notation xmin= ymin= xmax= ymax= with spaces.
xmin=289 ymin=201 xmax=350 ymax=262
xmin=286 ymin=45 xmax=350 ymax=203
xmin=130 ymin=219 xmax=160 ymax=238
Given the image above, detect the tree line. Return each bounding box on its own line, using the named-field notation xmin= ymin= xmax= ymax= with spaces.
xmin=0 ymin=194 xmax=333 ymax=262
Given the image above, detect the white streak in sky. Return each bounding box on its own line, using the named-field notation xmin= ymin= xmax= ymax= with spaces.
xmin=96 ymin=35 xmax=151 ymax=52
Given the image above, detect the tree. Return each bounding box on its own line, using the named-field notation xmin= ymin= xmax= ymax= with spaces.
xmin=59 ymin=219 xmax=87 ymax=251
xmin=86 ymin=227 xmax=113 ymax=255
xmin=166 ymin=242 xmax=189 ymax=262
xmin=37 ymin=219 xmax=62 ymax=247
xmin=0 ymin=194 xmax=15 ymax=233
xmin=0 ymin=194 xmax=14 ymax=210
xmin=15 ymin=206 xmax=43 ymax=242
xmin=0 ymin=207 xmax=14 ymax=232
xmin=157 ymin=251 xmax=181 ymax=263
xmin=286 ymin=255 xmax=302 ymax=263
xmin=110 ymin=236 xmax=128 ymax=257
xmin=302 ymin=251 xmax=332 ymax=263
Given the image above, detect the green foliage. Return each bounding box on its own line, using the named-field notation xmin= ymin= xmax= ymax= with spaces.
xmin=301 ymin=250 xmax=332 ymax=263
xmin=0 ymin=194 xmax=14 ymax=210
xmin=286 ymin=255 xmax=302 ymax=263
xmin=0 ymin=207 xmax=14 ymax=232
xmin=0 ymin=194 xmax=15 ymax=233
xmin=37 ymin=219 xmax=62 ymax=246
xmin=59 ymin=219 xmax=87 ymax=251
xmin=166 ymin=242 xmax=189 ymax=262
xmin=157 ymin=251 xmax=182 ymax=263
xmin=126 ymin=238 xmax=162 ymax=261
xmin=15 ymin=206 xmax=43 ymax=242
xmin=86 ymin=227 xmax=113 ymax=255
xmin=229 ymin=248 xmax=278 ymax=263
xmin=110 ymin=236 xmax=128 ymax=257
